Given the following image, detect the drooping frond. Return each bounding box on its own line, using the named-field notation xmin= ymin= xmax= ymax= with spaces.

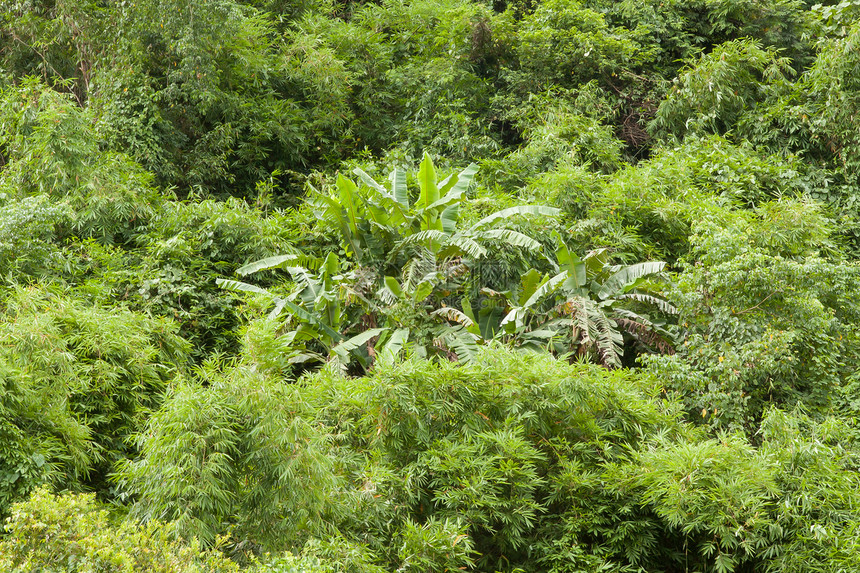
xmin=565 ymin=296 xmax=623 ymax=368
xmin=470 ymin=205 xmax=561 ymax=231
xmin=480 ymin=229 xmax=542 ymax=251
xmin=616 ymin=293 xmax=679 ymax=315
xmin=236 ymin=253 xmax=321 ymax=276
xmin=598 ymin=261 xmax=666 ymax=300
xmin=216 ymin=278 xmax=270 ymax=295
xmin=431 ymin=306 xmax=476 ymax=327
xmin=441 ymin=326 xmax=480 ymax=363
xmin=397 ymin=229 xmax=448 ymax=247
xmin=402 ymin=250 xmax=438 ymax=290
xmin=590 ymin=309 xmax=624 ymax=369
xmin=439 ymin=234 xmax=487 ymax=259
xmin=614 ymin=318 xmax=675 ymax=355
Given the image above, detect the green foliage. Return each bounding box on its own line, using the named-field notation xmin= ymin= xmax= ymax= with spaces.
xmin=301 ymin=346 xmax=681 ymax=571
xmin=92 ymin=0 xmax=334 ymax=195
xmin=645 ymin=201 xmax=860 ymax=431
xmin=813 ymin=0 xmax=860 ymax=37
xmin=0 ymin=79 xmax=162 ymax=243
xmin=510 ymin=0 xmax=642 ymax=92
xmin=4 ymin=1 xmax=860 ymax=572
xmin=397 ymin=518 xmax=476 ymax=573
xmin=131 ymin=196 xmax=297 ymax=359
xmin=791 ymin=22 xmax=860 ymax=179
xmin=586 ymin=136 xmax=822 ymax=261
xmin=495 ymin=247 xmax=676 ymax=366
xmin=0 ymin=286 xmax=188 ymax=513
xmin=115 ymin=362 xmax=338 ymax=554
xmin=0 ymin=0 xmax=114 ymax=101
xmin=0 ymin=488 xmax=238 ymax=572
xmin=0 ymin=195 xmax=71 ymax=277
xmin=651 ymin=38 xmax=793 ymax=139
xmin=220 ymin=155 xmax=559 ymax=370
xmin=483 ymin=90 xmax=623 ymax=190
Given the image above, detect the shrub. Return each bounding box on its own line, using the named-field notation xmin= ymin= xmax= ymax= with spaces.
xmin=0 ymin=488 xmax=238 ymax=572
xmin=0 ymin=286 xmax=188 ymax=513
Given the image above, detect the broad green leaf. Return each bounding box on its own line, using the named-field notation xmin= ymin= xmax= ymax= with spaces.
xmin=425 ymin=163 xmax=477 ymax=213
xmin=440 ymin=203 xmax=459 ymax=234
xmin=437 ymin=234 xmax=486 ymax=259
xmin=437 ymin=172 xmax=455 ymax=194
xmin=417 ymin=152 xmax=439 ymax=209
xmin=431 ymin=306 xmax=475 ymax=327
xmin=583 ymin=248 xmax=610 ymax=278
xmin=331 ymin=328 xmax=386 ymax=360
xmin=450 ymin=163 xmax=479 ymax=196
xmin=412 ymin=280 xmax=434 ymax=303
xmin=281 ymin=299 xmax=343 ymax=344
xmin=376 ymin=328 xmax=410 ymax=362
xmin=353 ymin=167 xmax=388 ymax=195
xmin=558 ymin=244 xmax=586 ymax=290
xmin=336 ymin=174 xmax=359 ymax=230
xmin=313 ymin=190 xmax=362 ymax=259
xmin=384 ymin=276 xmax=403 ymax=299
xmin=389 ymin=168 xmax=409 ymax=207
xmin=267 ymin=298 xmax=288 ymax=320
xmin=323 ymin=252 xmax=340 ymax=277
xmin=519 ymin=269 xmax=543 ymax=305
xmin=478 ymin=302 xmax=505 ymax=339
xmin=524 ymin=271 xmax=567 ymax=309
xmin=459 ymin=297 xmax=482 ymax=336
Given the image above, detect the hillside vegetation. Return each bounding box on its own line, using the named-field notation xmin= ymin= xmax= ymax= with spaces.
xmin=3 ymin=1 xmax=860 ymax=572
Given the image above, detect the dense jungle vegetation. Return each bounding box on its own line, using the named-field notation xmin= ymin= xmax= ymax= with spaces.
xmin=3 ymin=0 xmax=860 ymax=571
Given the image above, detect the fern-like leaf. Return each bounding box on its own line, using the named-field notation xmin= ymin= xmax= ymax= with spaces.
xmin=442 ymin=326 xmax=480 ymax=363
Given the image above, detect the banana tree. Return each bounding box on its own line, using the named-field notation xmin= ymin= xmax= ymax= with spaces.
xmin=217 ymin=252 xmax=383 ymax=371
xmin=497 ymin=246 xmax=678 ymax=368
xmin=310 ymin=152 xmax=559 ymax=269
xmin=374 ymin=263 xmax=481 ymax=364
